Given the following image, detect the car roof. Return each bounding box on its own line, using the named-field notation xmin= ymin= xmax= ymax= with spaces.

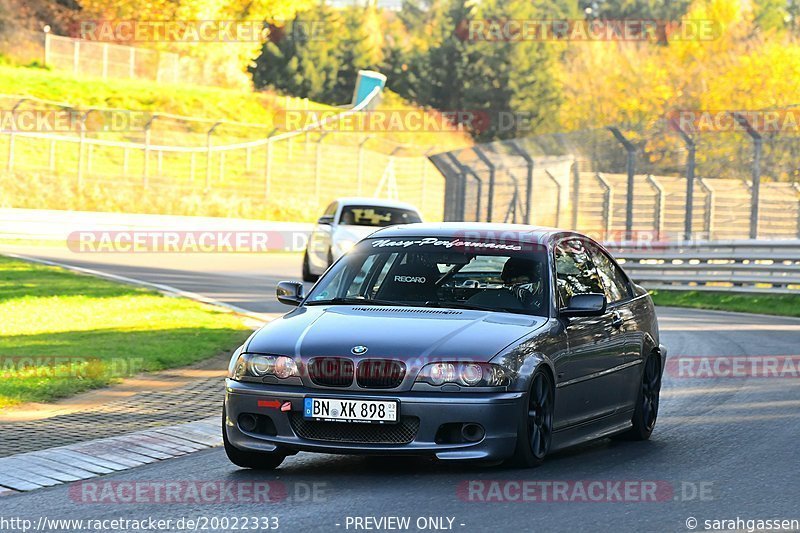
xmin=368 ymin=222 xmax=575 ymax=244
xmin=334 ymin=197 xmax=420 ymax=211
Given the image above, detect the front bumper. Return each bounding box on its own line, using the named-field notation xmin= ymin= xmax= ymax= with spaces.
xmin=224 ymin=380 xmax=523 ymax=461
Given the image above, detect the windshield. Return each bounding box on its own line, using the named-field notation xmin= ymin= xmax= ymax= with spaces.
xmin=338 ymin=205 xmax=422 ymax=227
xmin=306 ymin=238 xmax=550 ymax=316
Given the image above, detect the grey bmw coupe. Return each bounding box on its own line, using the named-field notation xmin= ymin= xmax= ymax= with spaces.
xmin=223 ymin=223 xmax=666 ymax=469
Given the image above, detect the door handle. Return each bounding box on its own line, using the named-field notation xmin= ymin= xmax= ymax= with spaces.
xmin=610 ymin=312 xmax=624 ymax=329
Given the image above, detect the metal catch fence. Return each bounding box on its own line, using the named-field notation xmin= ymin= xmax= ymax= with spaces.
xmin=431 ymin=119 xmax=800 ymax=241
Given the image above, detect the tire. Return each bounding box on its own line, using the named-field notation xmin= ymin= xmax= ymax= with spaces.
xmin=614 ymin=352 xmax=662 ymax=441
xmin=507 ymin=368 xmax=554 ymax=468
xmin=302 ymin=252 xmax=318 ymax=283
xmin=222 ymin=405 xmax=286 ymax=470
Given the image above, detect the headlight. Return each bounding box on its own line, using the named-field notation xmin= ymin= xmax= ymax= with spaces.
xmin=249 ymin=355 xmax=274 ymax=377
xmin=415 ymin=362 xmax=510 ymax=387
xmin=229 ymin=353 xmax=300 ymax=380
xmin=274 ymin=356 xmax=299 ymax=378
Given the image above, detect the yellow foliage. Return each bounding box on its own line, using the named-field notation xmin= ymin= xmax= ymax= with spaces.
xmin=557 ymin=0 xmax=800 ymax=130
xmin=76 ymin=0 xmax=315 ymax=88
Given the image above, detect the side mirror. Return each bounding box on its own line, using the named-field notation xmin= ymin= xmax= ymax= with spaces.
xmin=276 ymin=281 xmax=305 ymax=306
xmin=317 ymin=215 xmax=334 ymax=225
xmin=560 ymin=293 xmax=607 ymax=318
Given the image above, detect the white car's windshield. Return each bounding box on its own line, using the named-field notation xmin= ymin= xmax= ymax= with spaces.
xmin=338 ymin=205 xmax=422 ymax=227
xmin=306 ymin=238 xmax=550 ymax=316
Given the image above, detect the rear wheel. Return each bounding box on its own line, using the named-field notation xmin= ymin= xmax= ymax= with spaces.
xmin=615 ymin=352 xmax=662 ymax=441
xmin=508 ymin=369 xmax=554 ymax=468
xmin=302 ymin=252 xmax=318 ymax=282
xmin=222 ymin=405 xmax=286 ymax=470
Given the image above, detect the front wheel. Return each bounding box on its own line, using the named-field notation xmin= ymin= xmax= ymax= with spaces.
xmin=507 ymin=368 xmax=554 ymax=468
xmin=222 ymin=406 xmax=286 ymax=470
xmin=615 ymin=352 xmax=662 ymax=441
xmin=302 ymin=252 xmax=318 ymax=283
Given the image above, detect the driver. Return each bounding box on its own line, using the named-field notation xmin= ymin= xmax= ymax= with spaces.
xmin=466 ymin=257 xmax=544 ymax=310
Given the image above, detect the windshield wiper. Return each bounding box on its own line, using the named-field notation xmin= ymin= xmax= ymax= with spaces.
xmin=305 ymin=297 xmax=414 ymax=307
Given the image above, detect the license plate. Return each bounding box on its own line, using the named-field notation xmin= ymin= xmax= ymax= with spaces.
xmin=304 ymin=397 xmax=398 ymax=424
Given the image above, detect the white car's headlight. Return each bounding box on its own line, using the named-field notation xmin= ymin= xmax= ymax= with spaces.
xmin=229 ymin=353 xmax=300 ymax=380
xmin=415 ymin=362 xmax=510 ymax=387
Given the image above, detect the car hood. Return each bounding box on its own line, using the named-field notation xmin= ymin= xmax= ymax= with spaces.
xmin=246 ymin=305 xmax=547 ymax=362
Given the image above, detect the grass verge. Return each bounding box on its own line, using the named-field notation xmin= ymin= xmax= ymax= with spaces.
xmin=650 ymin=290 xmax=800 ymax=318
xmin=0 ymin=255 xmax=251 ymax=408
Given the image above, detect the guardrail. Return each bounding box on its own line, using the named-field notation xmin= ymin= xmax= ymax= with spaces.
xmin=2 ymin=210 xmax=797 ymax=294
xmin=609 ymin=240 xmax=800 ymax=294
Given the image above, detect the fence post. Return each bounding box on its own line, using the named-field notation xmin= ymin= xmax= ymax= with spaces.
xmin=596 ymin=172 xmax=613 ymax=240
xmin=7 ymin=99 xmax=27 ymax=172
xmin=356 ymin=136 xmax=372 ymax=195
xmin=571 ymin=161 xmax=580 ymax=230
xmin=670 ymin=119 xmax=697 ymax=241
xmin=646 ymin=174 xmax=665 ymax=239
xmin=77 ymin=112 xmax=87 ymax=192
xmin=544 ymin=170 xmax=563 ymax=227
xmin=508 ymin=140 xmax=534 ymax=224
xmin=472 ymin=147 xmax=495 ymax=222
xmin=607 ymin=127 xmax=637 ymax=239
xmin=206 ymin=122 xmax=221 ymax=192
xmin=732 ymin=113 xmax=762 ymax=239
xmin=43 ymin=26 xmax=51 ymax=67
xmin=698 ymin=178 xmax=715 ymax=239
xmin=447 ymin=152 xmax=481 ymax=221
xmin=142 ymin=114 xmax=157 ymax=189
xmin=264 ymin=128 xmax=278 ymax=199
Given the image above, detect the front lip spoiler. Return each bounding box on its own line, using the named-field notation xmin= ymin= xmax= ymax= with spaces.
xmin=224 ymin=380 xmax=523 ymax=460
xmin=225 ymin=379 xmax=520 ymax=402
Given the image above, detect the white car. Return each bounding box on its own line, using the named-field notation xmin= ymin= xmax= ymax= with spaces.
xmin=302 ymin=198 xmax=423 ymax=281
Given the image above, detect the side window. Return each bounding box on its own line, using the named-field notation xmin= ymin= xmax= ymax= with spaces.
xmin=589 ymin=246 xmax=631 ymax=303
xmin=323 ymin=202 xmax=338 ymax=216
xmin=554 ymin=239 xmax=605 ymax=308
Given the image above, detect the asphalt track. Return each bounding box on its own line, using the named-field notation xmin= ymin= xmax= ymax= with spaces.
xmin=1 ymin=245 xmax=799 ymax=533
